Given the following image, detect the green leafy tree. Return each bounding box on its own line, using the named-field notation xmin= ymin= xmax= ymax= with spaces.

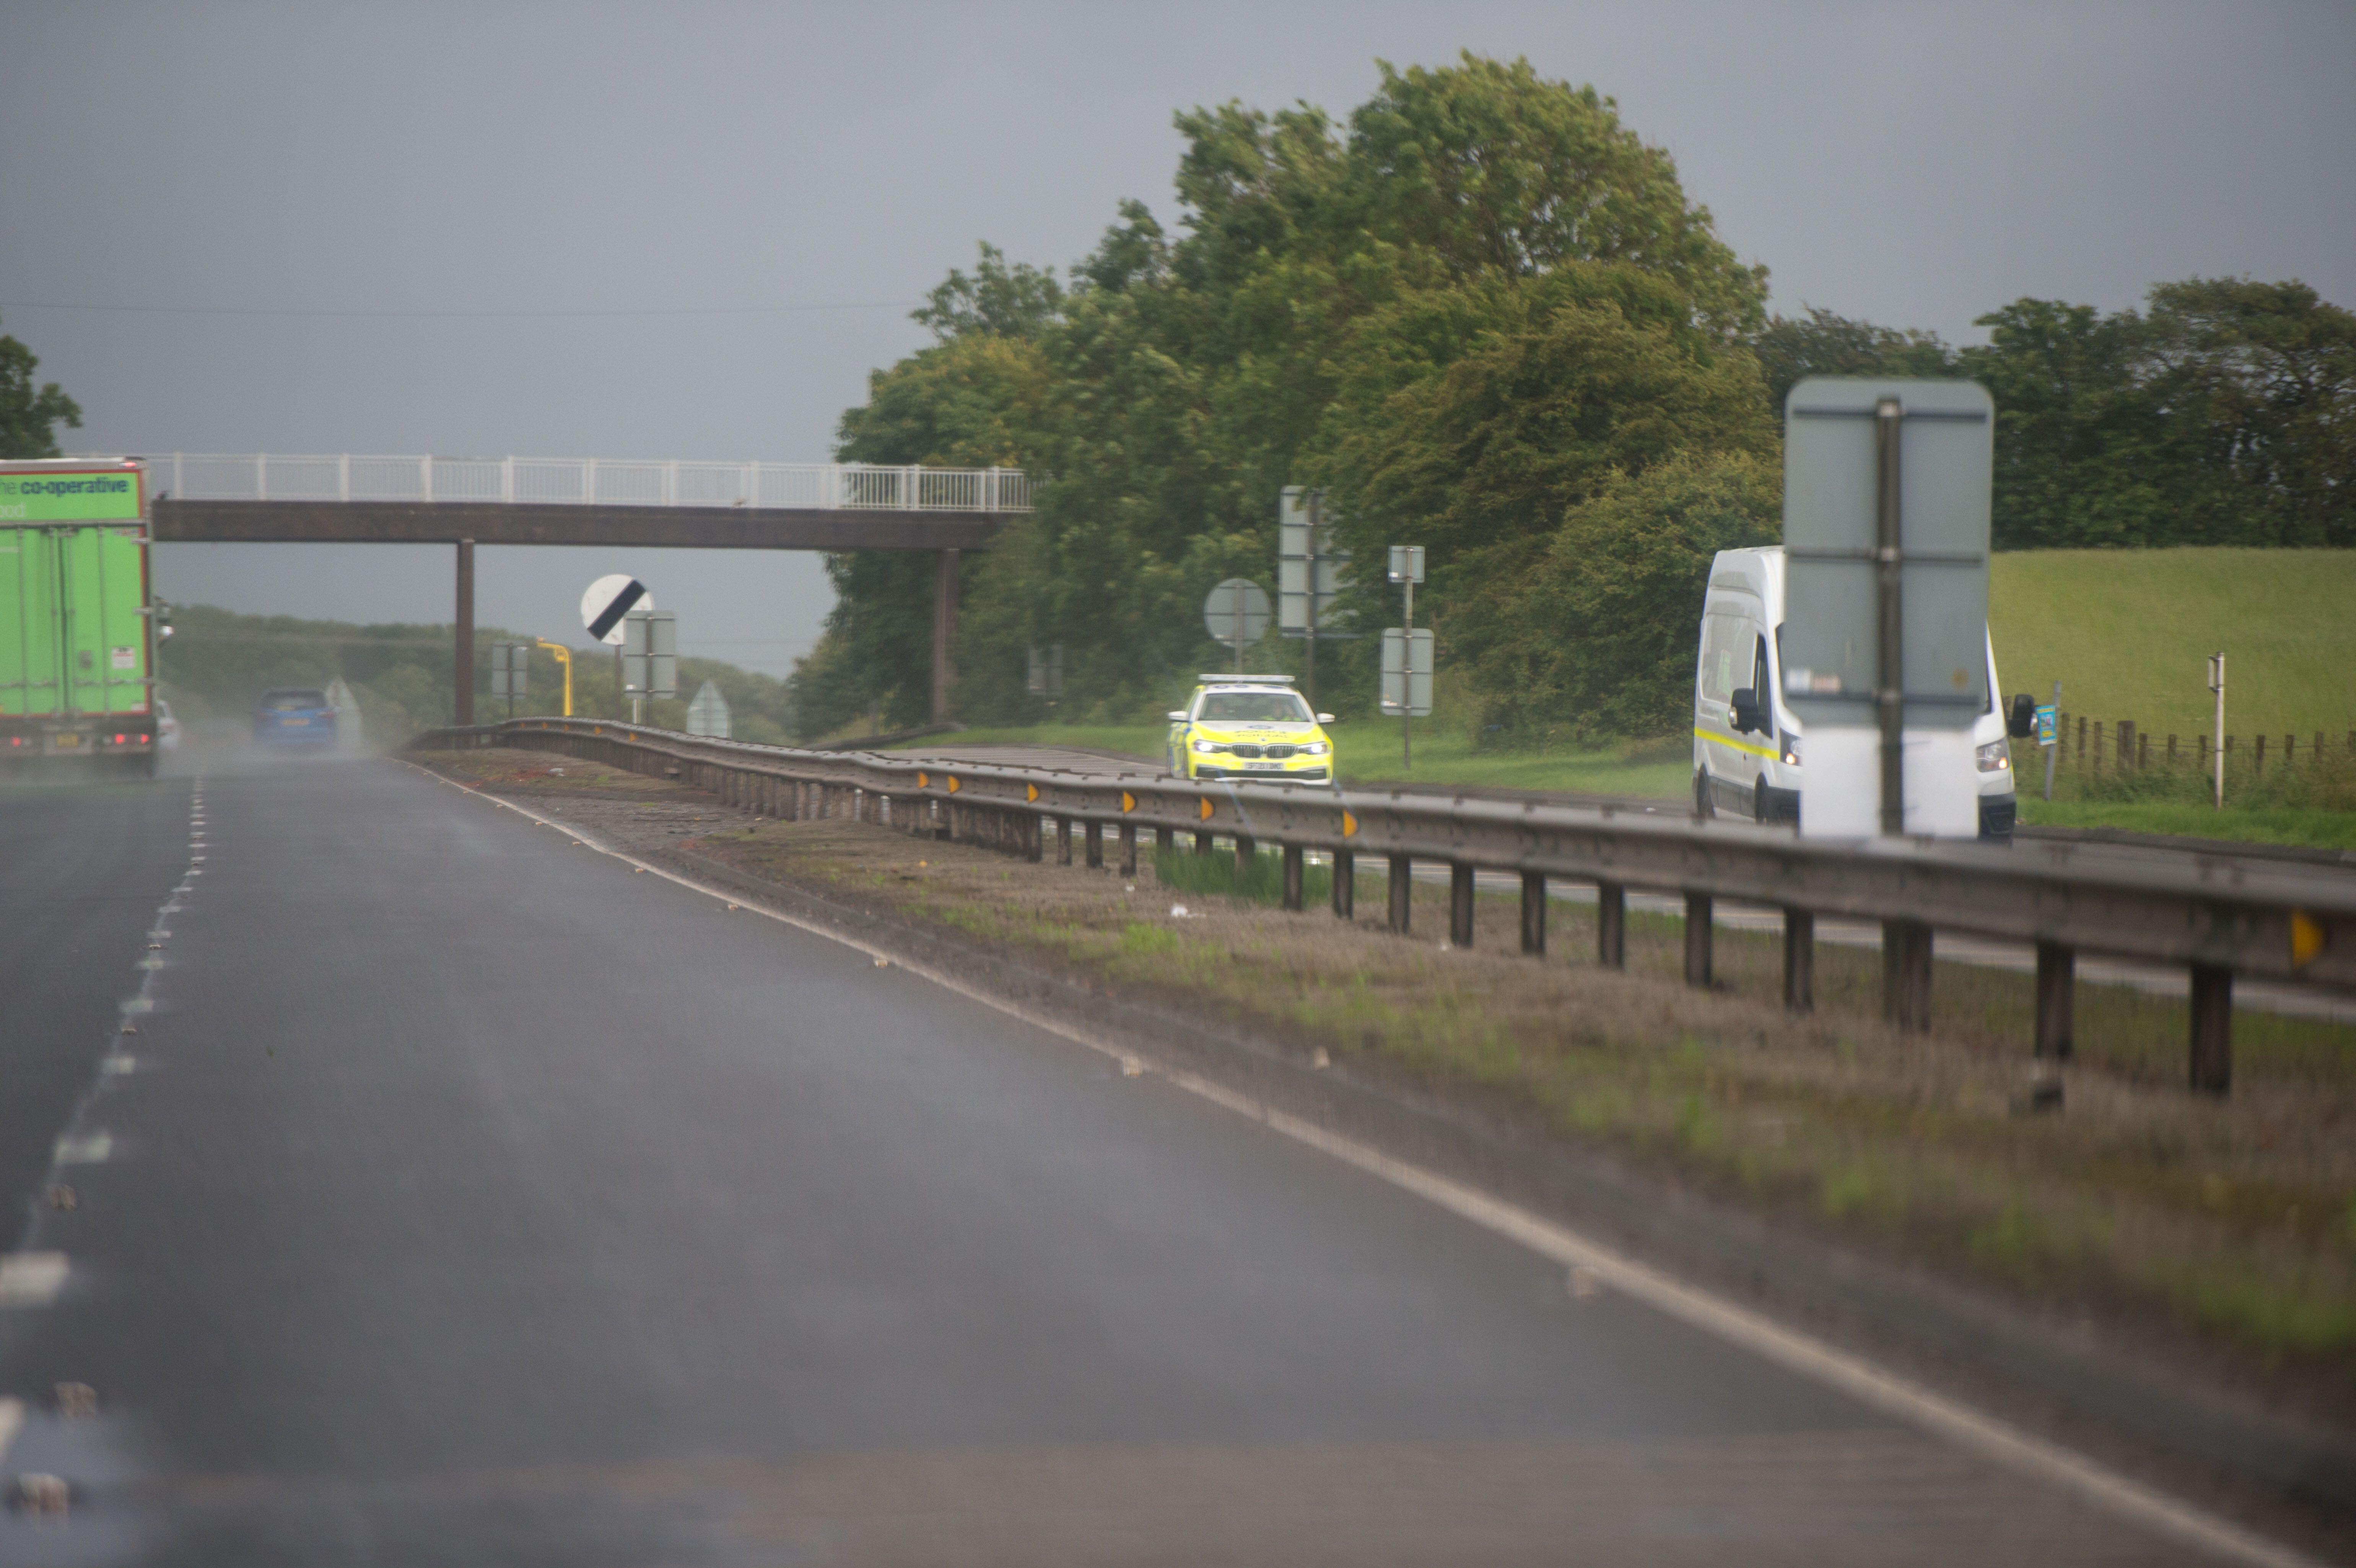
xmin=1482 ymin=450 xmax=1782 ymax=740
xmin=0 ymin=316 xmax=83 ymax=459
xmin=1751 ymin=307 xmax=1957 ymax=415
xmin=808 ymin=54 xmax=1769 ymax=732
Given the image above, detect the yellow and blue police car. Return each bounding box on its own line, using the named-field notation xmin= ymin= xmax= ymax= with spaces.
xmin=1165 ymin=675 xmax=1336 ymax=784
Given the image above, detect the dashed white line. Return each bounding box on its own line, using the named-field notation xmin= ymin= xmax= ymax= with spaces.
xmin=399 ymin=758 xmax=2327 ymax=1568
xmin=0 ymin=1254 xmax=68 ymax=1308
xmin=53 ymin=1133 xmax=111 ymax=1166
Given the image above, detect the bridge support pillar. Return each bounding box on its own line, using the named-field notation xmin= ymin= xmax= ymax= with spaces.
xmin=931 ymin=549 xmax=959 ymax=722
xmin=454 ymin=538 xmax=475 ymax=727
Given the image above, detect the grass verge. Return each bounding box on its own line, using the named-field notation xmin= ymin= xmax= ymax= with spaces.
xmin=695 ymin=814 xmax=2356 ymax=1396
xmin=407 ymin=747 xmax=689 ymax=796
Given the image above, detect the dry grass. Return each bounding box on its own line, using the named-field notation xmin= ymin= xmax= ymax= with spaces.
xmin=696 ymin=813 xmax=2356 ymax=1388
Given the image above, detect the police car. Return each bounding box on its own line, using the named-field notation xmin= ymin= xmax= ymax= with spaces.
xmin=1165 ymin=675 xmax=1336 ymax=784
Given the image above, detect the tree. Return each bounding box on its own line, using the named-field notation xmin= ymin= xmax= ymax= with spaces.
xmin=1482 ymin=450 xmax=1782 ymax=740
xmin=1751 ymin=307 xmax=1956 ymax=416
xmin=808 ymin=54 xmax=1772 ymax=730
xmin=0 ymin=316 xmax=83 ymax=459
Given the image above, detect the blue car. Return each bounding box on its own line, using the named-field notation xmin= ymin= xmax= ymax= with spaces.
xmin=254 ymin=687 xmax=338 ymax=747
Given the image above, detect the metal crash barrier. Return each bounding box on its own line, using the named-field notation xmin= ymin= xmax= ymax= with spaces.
xmin=414 ymin=717 xmax=2356 ymax=1098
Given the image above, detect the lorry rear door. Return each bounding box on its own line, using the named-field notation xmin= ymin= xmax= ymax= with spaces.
xmin=58 ymin=524 xmax=150 ymax=716
xmin=0 ymin=528 xmax=62 ymax=721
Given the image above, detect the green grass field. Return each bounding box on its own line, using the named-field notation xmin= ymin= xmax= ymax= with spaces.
xmin=1990 ymin=548 xmax=2356 ymax=742
xmin=880 ymin=722 xmax=1690 ymax=799
xmin=882 ymin=548 xmax=2351 ymax=834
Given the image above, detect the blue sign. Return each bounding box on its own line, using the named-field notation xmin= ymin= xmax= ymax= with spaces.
xmin=2034 ymin=704 xmax=2058 ymax=746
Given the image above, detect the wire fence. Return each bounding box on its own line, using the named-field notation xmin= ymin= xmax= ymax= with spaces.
xmin=116 ymin=454 xmax=1031 ymax=513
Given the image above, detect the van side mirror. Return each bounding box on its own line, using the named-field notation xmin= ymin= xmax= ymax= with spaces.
xmin=2007 ymin=693 xmax=2035 ymax=738
xmin=1316 ymin=712 xmax=1336 ymax=725
xmin=1729 ymin=688 xmax=1763 ymax=735
xmin=1167 ymin=711 xmax=1188 ymax=722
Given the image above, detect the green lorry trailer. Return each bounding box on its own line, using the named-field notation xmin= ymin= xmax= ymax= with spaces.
xmin=0 ymin=458 xmax=162 ymax=777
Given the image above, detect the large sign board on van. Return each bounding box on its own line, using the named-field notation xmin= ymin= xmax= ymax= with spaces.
xmin=1781 ymin=378 xmax=1993 ymax=836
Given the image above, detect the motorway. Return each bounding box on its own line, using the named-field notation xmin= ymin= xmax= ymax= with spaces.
xmin=0 ymin=754 xmax=2295 ymax=1563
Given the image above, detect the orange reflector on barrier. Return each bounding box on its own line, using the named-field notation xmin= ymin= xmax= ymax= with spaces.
xmin=1342 ymin=810 xmax=1359 ymax=838
xmin=2293 ymin=909 xmax=2326 ymax=969
xmin=1198 ymin=798 xmax=1214 ymax=821
xmin=1121 ymin=792 xmax=1136 ymax=813
xmin=1026 ymin=784 xmax=1040 ymax=803
xmin=947 ymin=776 xmax=961 ymax=793
xmin=916 ymin=772 xmax=929 ymax=788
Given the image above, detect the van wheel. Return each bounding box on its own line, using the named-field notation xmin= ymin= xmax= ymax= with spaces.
xmin=1692 ymin=769 xmax=1715 ymax=820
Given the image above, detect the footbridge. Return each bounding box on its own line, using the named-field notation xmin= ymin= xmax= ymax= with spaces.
xmin=133 ymin=452 xmax=1030 ymax=722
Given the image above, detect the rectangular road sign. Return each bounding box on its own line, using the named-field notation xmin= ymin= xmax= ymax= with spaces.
xmin=2034 ymin=704 xmax=2057 ymax=747
xmin=488 ymin=642 xmax=528 ymax=700
xmin=1380 ymin=628 xmax=1433 ymax=717
xmin=622 ymin=609 xmax=676 ymax=699
xmin=1782 ymin=377 xmax=1993 ymax=838
xmin=1278 ymin=486 xmax=1353 ymax=636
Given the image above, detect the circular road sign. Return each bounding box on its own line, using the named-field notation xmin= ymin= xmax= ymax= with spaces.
xmin=581 ymin=574 xmax=652 ymax=646
xmin=1202 ymin=577 xmax=1271 ymax=648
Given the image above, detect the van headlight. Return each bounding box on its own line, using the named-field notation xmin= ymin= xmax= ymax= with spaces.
xmin=1779 ymin=732 xmax=1800 ymax=766
xmin=1975 ymin=740 xmax=2011 ymax=773
xmin=1191 ymin=738 xmax=1224 ymax=754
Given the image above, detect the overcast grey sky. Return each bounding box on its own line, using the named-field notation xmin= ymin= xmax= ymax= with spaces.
xmin=5 ymin=0 xmax=2350 ymax=675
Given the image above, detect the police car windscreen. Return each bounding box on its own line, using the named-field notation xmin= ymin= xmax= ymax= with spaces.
xmin=1202 ymin=692 xmax=1311 ymax=722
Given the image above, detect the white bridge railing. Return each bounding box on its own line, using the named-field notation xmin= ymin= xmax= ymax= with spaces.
xmin=125 ymin=454 xmax=1032 ymax=513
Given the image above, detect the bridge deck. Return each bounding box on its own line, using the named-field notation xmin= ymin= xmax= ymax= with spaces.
xmin=153 ymin=498 xmax=1005 ymax=551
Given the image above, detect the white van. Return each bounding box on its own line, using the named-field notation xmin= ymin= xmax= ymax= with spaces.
xmin=1692 ymin=546 xmax=2030 ymax=839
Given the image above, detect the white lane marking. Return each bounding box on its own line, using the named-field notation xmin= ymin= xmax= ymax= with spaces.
xmin=0 ymin=1397 xmax=20 ymax=1470
xmin=0 ymin=1254 xmax=68 ymax=1308
xmin=399 ymin=759 xmax=2324 ymax=1568
xmin=54 ymin=1133 xmax=111 ymax=1165
xmin=100 ymin=1055 xmax=136 ymax=1077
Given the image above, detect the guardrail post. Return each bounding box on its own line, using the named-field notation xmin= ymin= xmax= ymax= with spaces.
xmin=2035 ymin=942 xmax=2074 ymax=1060
xmin=2190 ymin=964 xmax=2232 ymax=1095
xmin=1056 ymin=818 xmax=1073 ymax=865
xmin=1782 ymin=909 xmax=1814 ymax=1013
xmin=1194 ymin=830 xmax=1213 ymax=856
xmin=1236 ymin=835 xmax=1257 ymax=873
xmin=1597 ymin=882 xmax=1626 ymax=969
xmin=1520 ymin=873 xmax=1545 ymax=955
xmin=1388 ymin=856 xmax=1412 ymax=934
xmin=1282 ymin=844 xmax=1304 ymax=911
xmin=1332 ymin=851 xmax=1355 ymax=919
xmin=1156 ymin=827 xmax=1174 ymax=854
xmin=1025 ymin=813 xmax=1043 ymax=862
xmin=1450 ymin=865 xmax=1475 ymax=947
xmin=1118 ymin=824 xmax=1137 ymax=878
xmin=1084 ymin=821 xmax=1104 ymax=870
xmin=1883 ymin=920 xmax=1933 ymax=1033
xmin=1684 ymin=893 xmax=1713 ymax=987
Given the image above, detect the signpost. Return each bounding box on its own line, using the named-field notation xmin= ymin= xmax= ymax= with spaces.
xmin=1202 ymin=578 xmax=1271 ymax=674
xmin=2036 ymin=682 xmax=2059 ymax=801
xmin=2208 ymin=652 xmax=2226 ymax=808
xmin=487 ymin=641 xmax=529 ymax=719
xmin=1780 ymin=379 xmax=1994 ymax=839
xmin=1026 ymin=644 xmax=1064 ymax=701
xmin=582 ymin=574 xmax=651 ymax=708
xmin=1382 ymin=546 xmax=1429 ymax=769
xmin=622 ymin=608 xmax=676 ymax=723
xmin=684 ymin=679 xmax=731 ymax=738
xmin=1279 ymin=486 xmax=1354 ymax=708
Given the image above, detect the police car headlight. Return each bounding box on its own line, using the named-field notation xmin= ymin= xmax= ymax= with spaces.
xmin=1976 ymin=740 xmax=2011 ymax=773
xmin=1300 ymin=741 xmax=1329 ymax=756
xmin=1192 ymin=738 xmax=1224 ymax=754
